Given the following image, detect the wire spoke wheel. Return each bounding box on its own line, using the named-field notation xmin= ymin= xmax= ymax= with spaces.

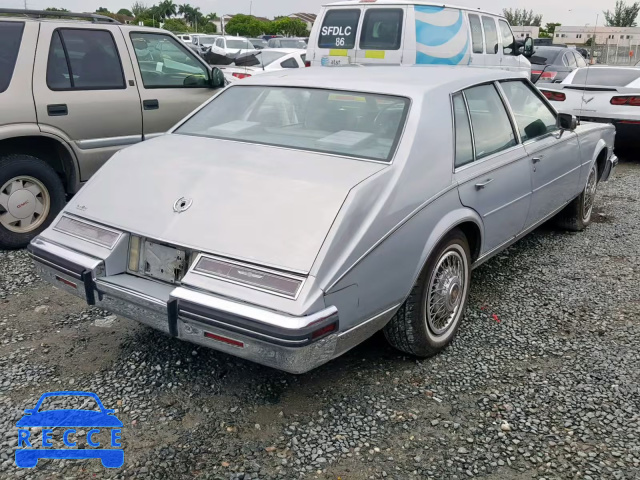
xmin=425 ymin=246 xmax=468 ymax=337
xmin=582 ymin=165 xmax=598 ymax=223
xmin=0 ymin=176 xmax=50 ymax=234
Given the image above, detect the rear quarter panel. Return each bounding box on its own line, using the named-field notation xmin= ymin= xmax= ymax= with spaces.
xmin=575 ymin=122 xmax=615 ymax=185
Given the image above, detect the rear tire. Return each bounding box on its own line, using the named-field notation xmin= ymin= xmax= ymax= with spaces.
xmin=0 ymin=154 xmax=66 ymax=249
xmin=555 ymin=162 xmax=598 ymax=232
xmin=384 ymin=229 xmax=471 ymax=357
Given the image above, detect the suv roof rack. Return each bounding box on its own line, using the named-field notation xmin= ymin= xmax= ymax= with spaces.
xmin=0 ymin=8 xmax=121 ymax=24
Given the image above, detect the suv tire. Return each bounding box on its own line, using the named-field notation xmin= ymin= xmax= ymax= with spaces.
xmin=0 ymin=154 xmax=66 ymax=249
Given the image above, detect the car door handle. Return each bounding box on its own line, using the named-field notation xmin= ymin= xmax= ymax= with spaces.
xmin=475 ymin=178 xmax=494 ymax=190
xmin=47 ymin=104 xmax=68 ymax=116
xmin=143 ymin=99 xmax=159 ymax=110
xmin=532 ymin=156 xmax=543 ymax=164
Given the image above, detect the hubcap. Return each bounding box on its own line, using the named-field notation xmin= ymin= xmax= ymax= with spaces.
xmin=426 ymin=248 xmax=467 ymax=336
xmin=0 ymin=176 xmax=50 ymax=233
xmin=582 ymin=166 xmax=597 ymax=222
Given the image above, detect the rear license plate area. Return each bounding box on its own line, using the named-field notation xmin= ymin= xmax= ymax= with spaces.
xmin=143 ymin=241 xmax=187 ymax=284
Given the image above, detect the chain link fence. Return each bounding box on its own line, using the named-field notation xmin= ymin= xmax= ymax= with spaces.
xmin=590 ymin=43 xmax=640 ymax=66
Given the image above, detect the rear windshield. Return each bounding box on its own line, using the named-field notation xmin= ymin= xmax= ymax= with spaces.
xmin=176 ymin=86 xmax=409 ymax=162
xmin=319 ymin=9 xmax=361 ymax=49
xmin=530 ymin=47 xmax=562 ymax=65
xmin=360 ymin=8 xmax=403 ymax=50
xmin=572 ymin=68 xmax=640 ymax=86
xmin=278 ymin=39 xmax=307 ymax=48
xmin=0 ymin=22 xmax=25 ymax=93
xmin=227 ymin=39 xmax=253 ymax=50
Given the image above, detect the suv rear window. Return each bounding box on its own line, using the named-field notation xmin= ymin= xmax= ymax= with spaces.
xmin=360 ymin=9 xmax=403 ymax=50
xmin=319 ymin=9 xmax=360 ymax=49
xmin=572 ymin=68 xmax=640 ymax=86
xmin=0 ymin=22 xmax=25 ymax=93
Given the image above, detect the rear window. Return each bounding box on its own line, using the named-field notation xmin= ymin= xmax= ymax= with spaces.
xmin=319 ymin=9 xmax=361 ymax=49
xmin=572 ymin=68 xmax=640 ymax=86
xmin=0 ymin=22 xmax=25 ymax=93
xmin=176 ymin=86 xmax=410 ymax=162
xmin=530 ymin=47 xmax=562 ymax=65
xmin=360 ymin=9 xmax=403 ymax=50
xmin=227 ymin=39 xmax=253 ymax=50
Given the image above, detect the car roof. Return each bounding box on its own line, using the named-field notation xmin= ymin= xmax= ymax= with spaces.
xmin=324 ymin=0 xmax=502 ymax=18
xmin=237 ymin=66 xmax=521 ymax=97
xmin=262 ymin=48 xmax=305 ymax=54
xmin=222 ymin=35 xmax=249 ymax=40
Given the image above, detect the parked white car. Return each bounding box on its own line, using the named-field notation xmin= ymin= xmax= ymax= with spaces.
xmin=538 ymin=66 xmax=640 ymax=145
xmin=210 ymin=36 xmax=256 ymax=57
xmin=220 ymin=49 xmax=307 ymax=81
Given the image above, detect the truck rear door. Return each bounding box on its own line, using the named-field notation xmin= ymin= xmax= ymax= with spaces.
xmin=314 ymin=7 xmax=363 ymax=66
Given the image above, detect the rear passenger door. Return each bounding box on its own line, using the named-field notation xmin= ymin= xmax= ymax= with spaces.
xmin=454 ymin=83 xmax=532 ymax=255
xmin=355 ymin=6 xmax=406 ymax=65
xmin=32 ymin=24 xmax=143 ymax=181
xmin=126 ymin=31 xmax=216 ymax=138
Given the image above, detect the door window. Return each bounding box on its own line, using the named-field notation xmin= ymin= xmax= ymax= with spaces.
xmin=500 ymin=80 xmax=557 ymax=142
xmin=319 ymin=9 xmax=361 ymax=49
xmin=468 ymin=14 xmax=484 ymax=54
xmin=498 ymin=20 xmax=515 ymax=55
xmin=46 ymin=29 xmax=125 ymax=90
xmin=359 ymin=9 xmax=403 ymax=50
xmin=575 ymin=52 xmax=587 ymax=67
xmin=564 ymin=52 xmax=577 ymax=67
xmin=130 ymin=32 xmax=209 ymax=88
xmin=464 ymin=84 xmax=516 ymax=159
xmin=481 ymin=17 xmax=498 ymax=55
xmin=453 ymin=93 xmax=474 ymax=167
xmin=280 ymin=57 xmax=299 ymax=68
xmin=0 ymin=21 xmax=24 ymax=93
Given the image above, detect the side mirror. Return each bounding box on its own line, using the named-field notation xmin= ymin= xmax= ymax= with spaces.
xmin=557 ymin=113 xmax=577 ymax=131
xmin=210 ymin=67 xmax=226 ymax=89
xmin=523 ymin=37 xmax=534 ymax=58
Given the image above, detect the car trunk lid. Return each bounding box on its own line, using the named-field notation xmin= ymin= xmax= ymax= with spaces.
xmin=69 ymin=134 xmax=386 ymax=273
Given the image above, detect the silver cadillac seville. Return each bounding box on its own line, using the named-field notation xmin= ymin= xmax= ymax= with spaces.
xmin=28 ymin=67 xmax=617 ymax=373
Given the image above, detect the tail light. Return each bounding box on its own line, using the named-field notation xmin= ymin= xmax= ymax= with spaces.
xmin=542 ymin=90 xmax=566 ymax=102
xmin=232 ymin=72 xmax=252 ymax=79
xmin=610 ymin=96 xmax=640 ymax=106
xmin=304 ymin=60 xmax=311 ymax=67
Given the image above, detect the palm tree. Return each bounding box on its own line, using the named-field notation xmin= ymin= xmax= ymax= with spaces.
xmin=158 ymin=0 xmax=177 ymax=19
xmin=206 ymin=12 xmax=218 ymax=22
xmin=178 ymin=3 xmax=191 ymax=19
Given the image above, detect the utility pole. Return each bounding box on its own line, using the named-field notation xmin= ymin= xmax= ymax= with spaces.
xmin=590 ymin=14 xmax=598 ymax=62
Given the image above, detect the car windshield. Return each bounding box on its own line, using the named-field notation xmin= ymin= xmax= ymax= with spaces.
xmin=530 ymin=47 xmax=562 ymax=65
xmin=200 ymin=36 xmax=217 ymax=45
xmin=279 ymin=39 xmax=307 ymax=48
xmin=572 ymin=68 xmax=640 ymax=86
xmin=227 ymin=39 xmax=253 ymax=49
xmin=176 ymin=86 xmax=410 ymax=162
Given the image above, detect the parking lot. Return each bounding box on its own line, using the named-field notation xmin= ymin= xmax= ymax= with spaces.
xmin=0 ymin=157 xmax=637 ymax=479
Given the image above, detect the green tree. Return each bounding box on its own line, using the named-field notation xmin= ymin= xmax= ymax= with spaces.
xmin=502 ymin=8 xmax=543 ymax=27
xmin=131 ymin=2 xmax=148 ymax=17
xmin=225 ymin=14 xmax=265 ymax=37
xmin=604 ymin=0 xmax=640 ymax=27
xmin=271 ymin=17 xmax=308 ymax=36
xmin=96 ymin=7 xmax=110 ymax=14
xmin=157 ymin=0 xmax=177 ymax=19
xmin=585 ymin=37 xmax=595 ymax=46
xmin=45 ymin=7 xmax=70 ymax=11
xmin=539 ymin=22 xmax=561 ymax=38
xmin=162 ymin=17 xmax=189 ymax=32
xmin=117 ymin=8 xmax=133 ymax=16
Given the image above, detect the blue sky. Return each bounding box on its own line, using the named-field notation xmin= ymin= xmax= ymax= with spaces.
xmin=4 ymin=0 xmax=615 ymax=26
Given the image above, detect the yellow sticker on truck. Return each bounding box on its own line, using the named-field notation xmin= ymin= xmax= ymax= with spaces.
xmin=365 ymin=51 xmax=386 ymax=59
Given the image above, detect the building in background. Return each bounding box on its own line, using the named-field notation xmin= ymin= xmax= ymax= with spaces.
xmin=554 ymin=26 xmax=640 ymax=46
xmin=288 ymin=12 xmax=317 ymax=32
xmin=512 ymin=26 xmax=540 ymax=40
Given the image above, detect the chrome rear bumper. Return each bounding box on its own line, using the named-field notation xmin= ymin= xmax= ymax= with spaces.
xmin=601 ymin=153 xmax=618 ymax=183
xmin=28 ymin=238 xmax=392 ymax=373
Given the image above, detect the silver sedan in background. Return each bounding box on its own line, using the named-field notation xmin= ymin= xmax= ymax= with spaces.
xmin=28 ymin=67 xmax=616 ymax=373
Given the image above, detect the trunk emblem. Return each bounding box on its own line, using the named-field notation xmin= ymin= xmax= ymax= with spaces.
xmin=582 ymin=96 xmax=594 ymax=104
xmin=173 ymin=197 xmax=193 ymax=213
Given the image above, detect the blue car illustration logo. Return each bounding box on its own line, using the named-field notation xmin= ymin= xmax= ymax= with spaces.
xmin=15 ymin=391 xmax=123 ymax=468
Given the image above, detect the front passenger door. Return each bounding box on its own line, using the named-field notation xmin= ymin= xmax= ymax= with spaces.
xmin=499 ymin=80 xmax=581 ymax=228
xmin=127 ymin=32 xmax=216 ymax=138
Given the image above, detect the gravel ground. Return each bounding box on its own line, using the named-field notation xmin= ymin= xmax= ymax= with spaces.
xmin=0 ymin=161 xmax=638 ymax=480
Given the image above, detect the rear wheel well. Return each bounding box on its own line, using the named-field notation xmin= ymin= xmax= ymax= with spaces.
xmin=0 ymin=136 xmax=77 ymax=193
xmin=456 ymin=221 xmax=481 ymax=263
xmin=595 ymin=148 xmax=608 ymax=181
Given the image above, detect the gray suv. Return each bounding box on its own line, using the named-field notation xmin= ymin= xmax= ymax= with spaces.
xmin=0 ymin=9 xmax=225 ymax=248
